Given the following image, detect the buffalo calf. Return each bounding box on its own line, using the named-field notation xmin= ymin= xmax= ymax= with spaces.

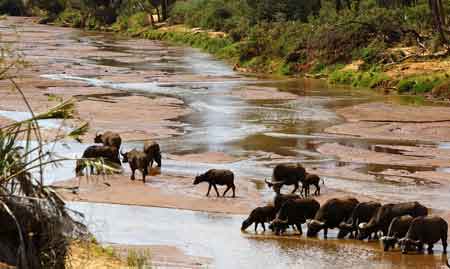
xmin=241 ymin=205 xmax=276 ymax=232
xmin=121 ymin=149 xmax=150 ymax=183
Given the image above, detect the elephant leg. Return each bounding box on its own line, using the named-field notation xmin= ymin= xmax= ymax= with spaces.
xmin=213 ymin=184 xmax=220 ymax=197
xmin=206 ymin=183 xmax=212 ymax=196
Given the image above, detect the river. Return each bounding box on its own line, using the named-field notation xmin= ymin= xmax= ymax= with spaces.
xmin=1 ymin=17 xmax=450 ymax=268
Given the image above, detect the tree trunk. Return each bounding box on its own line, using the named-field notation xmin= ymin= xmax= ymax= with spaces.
xmin=161 ymin=0 xmax=168 ymax=21
xmin=429 ymin=0 xmax=448 ymax=45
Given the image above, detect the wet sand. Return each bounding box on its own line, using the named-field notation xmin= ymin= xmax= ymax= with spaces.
xmin=56 ymin=172 xmax=262 ymax=214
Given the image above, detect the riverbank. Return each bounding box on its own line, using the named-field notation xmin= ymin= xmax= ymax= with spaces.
xmin=105 ymin=22 xmax=450 ymax=102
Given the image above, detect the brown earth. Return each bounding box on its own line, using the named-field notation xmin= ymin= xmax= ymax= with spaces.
xmin=55 ymin=171 xmax=262 ymax=215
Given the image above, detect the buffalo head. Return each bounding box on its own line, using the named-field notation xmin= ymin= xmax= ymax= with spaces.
xmin=241 ymin=219 xmax=252 ymax=231
xmin=337 ymin=222 xmax=353 ymax=239
xmin=398 ymin=238 xmax=420 ymax=254
xmin=120 ymin=150 xmax=129 ymax=163
xmin=380 ymin=236 xmax=398 ymax=251
xmin=193 ymin=173 xmax=206 ymax=185
xmin=265 ymin=179 xmax=283 ymax=194
xmin=307 ymin=220 xmax=325 ymax=237
xmin=94 ymin=132 xmax=103 ymax=144
xmin=271 ymin=218 xmax=289 ymax=235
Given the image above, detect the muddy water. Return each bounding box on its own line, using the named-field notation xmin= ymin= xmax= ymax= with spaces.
xmin=69 ymin=202 xmax=449 ymax=269
xmin=11 ymin=27 xmax=450 ymax=267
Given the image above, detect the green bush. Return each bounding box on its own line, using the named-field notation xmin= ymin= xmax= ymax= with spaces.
xmin=397 ymin=76 xmax=443 ymax=94
xmin=56 ymin=9 xmax=82 ymax=27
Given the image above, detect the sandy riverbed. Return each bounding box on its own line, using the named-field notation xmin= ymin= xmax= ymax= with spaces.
xmin=4 ymin=16 xmax=450 ymax=268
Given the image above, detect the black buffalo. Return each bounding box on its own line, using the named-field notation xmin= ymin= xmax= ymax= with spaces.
xmin=75 ymin=145 xmax=121 ymax=176
xmin=399 ymin=216 xmax=448 ymax=254
xmin=241 ymin=205 xmax=277 ymax=232
xmin=271 ymin=198 xmax=320 ymax=236
xmin=193 ymin=169 xmax=236 ymax=198
xmin=380 ymin=215 xmax=414 ymax=251
xmin=94 ymin=131 xmax=122 ymax=149
xmin=273 ymin=193 xmax=301 ymax=212
xmin=144 ymin=141 xmax=162 ymax=168
xmin=307 ymin=197 xmax=359 ymax=239
xmin=121 ymin=149 xmax=150 ymax=183
xmin=265 ymin=163 xmax=306 ymax=194
xmin=338 ymin=201 xmax=381 ymax=239
xmin=357 ymin=202 xmax=428 ymax=240
xmin=301 ymin=173 xmax=323 ymax=197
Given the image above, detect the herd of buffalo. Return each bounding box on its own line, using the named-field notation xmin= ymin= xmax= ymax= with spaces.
xmin=243 ymin=163 xmax=448 ymax=256
xmin=75 ymin=131 xmax=449 ymax=256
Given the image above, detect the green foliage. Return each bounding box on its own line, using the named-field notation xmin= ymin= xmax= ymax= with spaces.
xmin=55 ymin=9 xmax=82 ymax=27
xmin=171 ymin=0 xmax=250 ymax=32
xmin=397 ymin=75 xmax=444 ymax=94
xmin=329 ymin=67 xmax=389 ymax=88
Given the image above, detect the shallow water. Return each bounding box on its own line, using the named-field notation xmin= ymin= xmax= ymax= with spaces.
xmin=6 ymin=23 xmax=450 ymax=268
xmin=69 ymin=202 xmax=449 ymax=269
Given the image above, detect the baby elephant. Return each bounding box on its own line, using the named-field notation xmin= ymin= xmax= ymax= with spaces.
xmin=399 ymin=216 xmax=448 ymax=254
xmin=193 ymin=169 xmax=236 ymax=198
xmin=241 ymin=205 xmax=277 ymax=232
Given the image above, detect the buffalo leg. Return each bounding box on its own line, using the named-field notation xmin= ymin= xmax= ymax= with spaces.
xmin=255 ymin=223 xmax=258 ymax=232
xmin=206 ymin=183 xmax=212 ymax=196
xmin=262 ymin=223 xmax=266 ymax=232
xmin=324 ymin=228 xmax=328 ymax=239
xmin=232 ymin=184 xmax=236 ymax=198
xmin=213 ymin=184 xmax=220 ymax=197
xmin=143 ymin=168 xmax=148 ymax=183
xmin=292 ymin=182 xmax=299 ymax=194
xmin=296 ymin=224 xmax=303 ymax=235
xmin=131 ymin=169 xmax=136 ymax=180
xmin=315 ymin=184 xmax=320 ymax=195
xmin=223 ymin=185 xmax=231 ymax=197
xmin=443 ymin=240 xmax=448 ymax=254
xmin=427 ymin=244 xmax=434 ymax=254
